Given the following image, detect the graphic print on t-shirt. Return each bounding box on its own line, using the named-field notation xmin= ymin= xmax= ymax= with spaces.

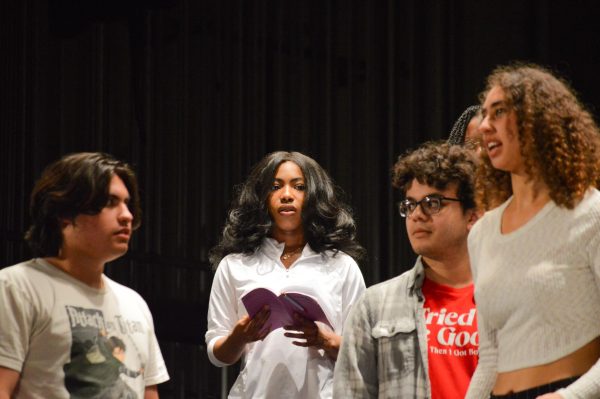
xmin=63 ymin=305 xmax=144 ymax=399
xmin=422 ymin=278 xmax=478 ymax=399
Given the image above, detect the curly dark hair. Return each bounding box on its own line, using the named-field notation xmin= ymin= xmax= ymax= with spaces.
xmin=25 ymin=152 xmax=141 ymax=257
xmin=209 ymin=151 xmax=365 ymax=267
xmin=476 ymin=63 xmax=600 ymax=210
xmin=392 ymin=141 xmax=477 ymax=211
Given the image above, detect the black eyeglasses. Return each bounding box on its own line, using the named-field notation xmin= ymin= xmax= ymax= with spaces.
xmin=398 ymin=194 xmax=462 ymax=217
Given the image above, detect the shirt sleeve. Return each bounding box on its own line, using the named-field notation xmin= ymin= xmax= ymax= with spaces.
xmin=0 ymin=275 xmax=32 ymax=373
xmin=140 ymin=302 xmax=170 ymax=386
xmin=340 ymin=257 xmax=366 ymax=331
xmin=205 ymin=258 xmax=240 ymax=367
xmin=333 ymin=291 xmax=378 ymax=399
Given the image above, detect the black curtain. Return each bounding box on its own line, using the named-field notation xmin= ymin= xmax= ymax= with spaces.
xmin=2 ymin=1 xmax=600 ymax=397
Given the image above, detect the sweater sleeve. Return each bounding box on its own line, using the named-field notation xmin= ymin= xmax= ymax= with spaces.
xmin=557 ymin=360 xmax=600 ymax=399
xmin=556 ymin=229 xmax=600 ymax=399
xmin=464 ymin=306 xmax=497 ymax=399
xmin=465 ymin=219 xmax=497 ymax=399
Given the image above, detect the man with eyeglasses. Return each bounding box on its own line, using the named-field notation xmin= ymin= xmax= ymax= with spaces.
xmin=334 ymin=141 xmax=479 ymax=398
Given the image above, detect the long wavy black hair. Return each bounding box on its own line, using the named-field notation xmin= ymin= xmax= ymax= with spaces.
xmin=209 ymin=151 xmax=365 ymax=267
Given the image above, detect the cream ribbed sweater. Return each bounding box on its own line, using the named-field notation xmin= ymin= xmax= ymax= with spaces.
xmin=465 ymin=189 xmax=600 ymax=399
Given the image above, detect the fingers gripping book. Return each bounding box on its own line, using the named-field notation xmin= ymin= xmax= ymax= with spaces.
xmin=241 ymin=287 xmax=333 ymax=333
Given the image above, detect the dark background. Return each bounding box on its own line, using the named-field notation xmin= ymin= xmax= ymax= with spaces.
xmin=2 ymin=1 xmax=600 ymax=397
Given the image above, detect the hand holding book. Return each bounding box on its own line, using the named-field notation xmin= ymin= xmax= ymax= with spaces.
xmin=283 ymin=313 xmax=342 ymax=361
xmin=233 ymin=305 xmax=272 ymax=344
xmin=242 ymin=287 xmax=340 ymax=360
xmin=211 ymin=305 xmax=272 ymax=365
xmin=241 ymin=288 xmax=333 ymax=334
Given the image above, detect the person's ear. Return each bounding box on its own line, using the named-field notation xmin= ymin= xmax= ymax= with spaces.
xmin=466 ymin=208 xmax=481 ymax=231
xmin=60 ymin=217 xmax=75 ymax=230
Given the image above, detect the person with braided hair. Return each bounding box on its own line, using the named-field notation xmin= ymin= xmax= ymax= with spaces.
xmin=448 ymin=105 xmax=482 ymax=154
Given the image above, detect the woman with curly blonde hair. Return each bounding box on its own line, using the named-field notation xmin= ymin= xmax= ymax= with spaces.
xmin=466 ymin=63 xmax=600 ymax=399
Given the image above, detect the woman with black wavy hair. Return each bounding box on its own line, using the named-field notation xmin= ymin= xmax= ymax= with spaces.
xmin=205 ymin=151 xmax=366 ymax=399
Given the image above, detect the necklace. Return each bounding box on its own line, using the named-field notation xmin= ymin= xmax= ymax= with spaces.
xmin=281 ymin=246 xmax=303 ymax=260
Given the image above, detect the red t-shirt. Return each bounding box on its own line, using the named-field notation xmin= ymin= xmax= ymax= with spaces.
xmin=422 ymin=277 xmax=478 ymax=399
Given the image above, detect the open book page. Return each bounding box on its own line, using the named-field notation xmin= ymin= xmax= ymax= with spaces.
xmin=241 ymin=287 xmax=333 ymax=333
xmin=241 ymin=288 xmax=293 ymax=331
xmin=278 ymin=283 xmax=336 ymax=329
xmin=280 ymin=292 xmax=332 ymax=329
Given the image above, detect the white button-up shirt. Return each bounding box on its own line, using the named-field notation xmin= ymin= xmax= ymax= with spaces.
xmin=206 ymin=238 xmax=365 ymax=399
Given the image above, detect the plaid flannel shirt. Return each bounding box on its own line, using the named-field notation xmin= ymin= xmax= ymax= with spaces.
xmin=333 ymin=257 xmax=431 ymax=398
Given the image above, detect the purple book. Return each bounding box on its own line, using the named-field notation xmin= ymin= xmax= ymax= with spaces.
xmin=241 ymin=288 xmax=333 ymax=333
